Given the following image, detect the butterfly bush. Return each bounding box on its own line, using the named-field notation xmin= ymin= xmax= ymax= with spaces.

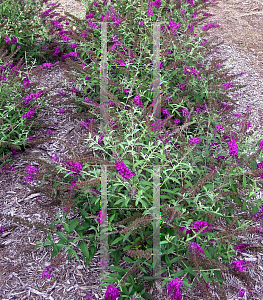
xmin=24 ymin=165 xmax=39 ymax=182
xmin=238 ymin=289 xmax=245 ymax=298
xmin=0 ymin=226 xmax=6 ymax=233
xmin=231 ymin=260 xmax=252 ymax=273
xmin=189 ymin=137 xmax=201 ymax=145
xmin=14 ymin=0 xmax=263 ymax=299
xmin=235 ymin=243 xmax=249 ymax=254
xmin=222 ymin=82 xmax=233 ymax=90
xmin=180 ymin=220 xmax=213 ymax=235
xmin=188 ymin=242 xmax=204 ymax=257
xmin=133 ymin=94 xmax=143 ymax=108
xmin=167 ymin=278 xmax=183 ymax=300
xmin=115 ymin=159 xmax=136 ymax=179
xmin=105 ymin=284 xmax=119 ymax=300
xmin=21 ymin=109 xmax=36 ymax=120
xmin=42 ymin=266 xmax=53 ymax=280
xmin=228 ymin=139 xmax=238 ymax=156
xmin=201 ymin=23 xmax=220 ymax=31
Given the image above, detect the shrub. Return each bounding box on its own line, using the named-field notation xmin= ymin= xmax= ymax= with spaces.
xmin=11 ymin=0 xmax=263 ymax=299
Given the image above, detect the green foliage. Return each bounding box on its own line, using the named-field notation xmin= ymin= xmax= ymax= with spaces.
xmin=0 ymin=0 xmax=59 ymax=65
xmin=0 ymin=55 xmax=49 ymax=164
xmin=1 ymin=0 xmax=262 ymax=298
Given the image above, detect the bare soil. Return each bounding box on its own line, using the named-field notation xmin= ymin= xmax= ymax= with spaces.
xmin=204 ymin=0 xmax=263 ymax=77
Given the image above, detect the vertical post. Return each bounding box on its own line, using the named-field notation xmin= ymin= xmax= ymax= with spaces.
xmin=100 ymin=22 xmax=109 ymax=135
xmin=152 ymin=165 xmax=161 ymax=279
xmin=99 ymin=165 xmax=109 ymax=286
xmin=100 ymin=23 xmax=109 ymax=291
xmin=152 ymin=22 xmax=161 ymax=121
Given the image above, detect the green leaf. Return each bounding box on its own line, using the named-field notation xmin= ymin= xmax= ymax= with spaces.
xmin=63 ymin=223 xmax=70 ymax=233
xmin=141 ymin=276 xmax=155 ymax=281
xmin=169 ymin=177 xmax=180 ymax=184
xmin=185 ymin=267 xmax=196 ymax=276
xmin=72 ymin=236 xmax=89 ymax=244
xmin=11 ymin=44 xmax=16 ymax=53
xmin=108 ymin=266 xmax=127 ymax=274
xmin=231 ymin=195 xmax=242 ymax=204
xmin=123 ymin=231 xmax=132 ymax=242
xmin=107 ymin=273 xmax=122 ymax=280
xmin=56 ymin=232 xmax=69 ymax=243
xmin=78 ymin=208 xmax=89 ymax=219
xmin=250 ymin=160 xmax=257 ymax=170
xmin=201 ymin=271 xmax=211 ymax=283
xmin=214 ymin=270 xmax=224 ymax=283
xmin=173 ymin=270 xmax=185 ymax=277
xmin=69 ymin=219 xmax=80 ymax=232
xmin=78 ymin=241 xmax=89 ymax=264
xmin=242 ymin=175 xmax=247 ymax=189
xmin=111 ymin=236 xmax=124 ymax=245
xmin=122 ymin=256 xmax=135 ymax=263
xmin=103 ymin=278 xmax=119 ymax=284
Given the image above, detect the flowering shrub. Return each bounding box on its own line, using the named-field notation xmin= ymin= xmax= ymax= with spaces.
xmin=167 ymin=278 xmax=183 ymax=300
xmin=0 ymin=55 xmax=53 ymax=166
xmin=0 ymin=0 xmax=60 ymax=65
xmin=4 ymin=0 xmax=261 ymax=299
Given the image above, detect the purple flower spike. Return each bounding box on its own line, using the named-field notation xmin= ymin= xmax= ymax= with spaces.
xmin=115 ymin=159 xmax=136 ymax=179
xmin=105 ymin=284 xmax=119 ymax=300
xmin=228 ymin=139 xmax=238 ymax=156
xmin=167 ymin=278 xmax=183 ymax=300
xmin=133 ymin=94 xmax=143 ymax=108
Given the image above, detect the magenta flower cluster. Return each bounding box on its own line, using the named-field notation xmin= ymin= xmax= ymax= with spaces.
xmin=231 ymin=260 xmax=252 ymax=273
xmin=222 ymin=82 xmax=233 ymax=90
xmin=150 ymin=0 xmax=162 ymax=9
xmin=115 ymin=159 xmax=136 ymax=179
xmin=184 ymin=66 xmax=200 ymax=77
xmin=162 ymin=108 xmax=171 ymax=118
xmin=42 ymin=266 xmax=53 ymax=280
xmin=0 ymin=163 xmax=15 ymax=173
xmin=80 ymin=118 xmax=95 ymax=128
xmin=105 ymin=284 xmax=119 ymax=300
xmin=189 ymin=137 xmax=201 ymax=145
xmin=188 ymin=242 xmax=204 ymax=257
xmin=238 ymin=288 xmax=245 ymax=298
xmin=184 ymin=0 xmax=194 ymax=6
xmin=169 ymin=20 xmax=182 ymax=34
xmin=201 ymin=23 xmax=220 ymax=31
xmin=151 ymin=119 xmax=164 ymax=132
xmin=24 ymin=165 xmax=39 ymax=183
xmin=38 ymin=62 xmax=53 ymax=69
xmin=252 ymin=205 xmax=263 ymax=219
xmin=4 ymin=36 xmax=17 ymax=44
xmin=52 ymin=154 xmax=83 ymax=180
xmin=228 ymin=139 xmax=238 ymax=156
xmin=235 ymin=243 xmax=249 ymax=254
xmin=22 ymin=90 xmax=44 ymax=105
xmin=177 ymin=83 xmax=187 ymax=90
xmin=21 ymin=109 xmax=36 ymax=120
xmin=133 ymin=94 xmax=143 ymax=108
xmin=167 ymin=278 xmax=183 ymax=300
xmin=180 ymin=220 xmax=213 ymax=235
xmin=0 ymin=226 xmax=6 ymax=233
xmin=61 ymin=51 xmax=78 ymax=59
